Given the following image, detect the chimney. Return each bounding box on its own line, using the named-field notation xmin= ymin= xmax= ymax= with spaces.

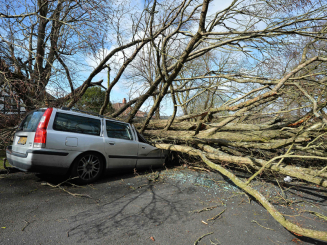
xmin=123 ymin=98 xmax=126 ymax=104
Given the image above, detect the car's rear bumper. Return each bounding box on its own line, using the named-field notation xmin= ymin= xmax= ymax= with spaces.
xmin=6 ymin=146 xmax=71 ymax=175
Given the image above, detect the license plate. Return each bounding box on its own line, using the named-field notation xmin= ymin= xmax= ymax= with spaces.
xmin=17 ymin=136 xmax=27 ymax=145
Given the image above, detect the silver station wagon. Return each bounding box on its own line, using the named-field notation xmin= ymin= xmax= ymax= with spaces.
xmin=6 ymin=108 xmax=167 ymax=184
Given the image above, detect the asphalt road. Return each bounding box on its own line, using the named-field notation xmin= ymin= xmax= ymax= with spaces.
xmin=0 ymin=167 xmax=326 ymax=245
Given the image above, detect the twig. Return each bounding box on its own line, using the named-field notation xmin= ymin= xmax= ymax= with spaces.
xmin=276 ymin=144 xmax=294 ymax=167
xmin=129 ymin=183 xmax=148 ymax=190
xmin=314 ymin=165 xmax=327 ymax=178
xmin=67 ymin=228 xmax=73 ymax=237
xmin=148 ymin=172 xmax=160 ymax=182
xmin=246 ymin=149 xmax=302 ymax=185
xmin=41 ymin=182 xmax=92 ymax=198
xmin=209 ymin=238 xmax=220 ymax=245
xmin=188 ymin=166 xmax=211 ymax=172
xmin=22 ymin=220 xmax=30 ymax=231
xmin=229 ymin=192 xmax=251 ymax=204
xmin=190 ymin=205 xmax=219 ymax=213
xmin=244 ymin=192 xmax=251 ymax=204
xmin=207 ymin=209 xmax=226 ymax=221
xmin=59 ymin=186 xmax=92 ymax=198
xmin=201 ymin=220 xmax=208 ymax=225
xmin=52 ymin=177 xmax=79 ymax=188
xmin=245 ymin=156 xmax=281 ymax=185
xmin=267 ymin=237 xmax=282 ymax=244
xmin=275 ymin=179 xmax=287 ymax=201
xmin=194 ymin=232 xmax=214 ymax=245
xmin=303 ymin=211 xmax=327 ymax=221
xmin=251 ymin=220 xmax=274 ymax=231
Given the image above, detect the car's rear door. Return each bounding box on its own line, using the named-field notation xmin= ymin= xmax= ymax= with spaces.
xmin=104 ymin=120 xmax=138 ymax=169
xmin=46 ymin=111 xmax=103 ymax=152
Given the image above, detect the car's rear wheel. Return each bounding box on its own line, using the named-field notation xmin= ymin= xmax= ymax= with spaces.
xmin=71 ymin=153 xmax=104 ymax=184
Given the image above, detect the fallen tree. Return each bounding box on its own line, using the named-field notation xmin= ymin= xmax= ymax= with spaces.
xmin=140 ymin=120 xmax=327 ymax=186
xmin=136 ymin=115 xmax=327 ymax=241
xmin=0 ymin=126 xmax=17 ymax=150
xmin=154 ymin=143 xmax=327 ymax=242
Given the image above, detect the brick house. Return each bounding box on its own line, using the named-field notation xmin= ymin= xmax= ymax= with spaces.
xmin=112 ymin=98 xmax=147 ymax=118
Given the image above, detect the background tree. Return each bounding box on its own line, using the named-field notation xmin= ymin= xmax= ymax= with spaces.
xmin=74 ymin=86 xmax=110 ymax=114
xmin=0 ymin=0 xmax=114 ymax=110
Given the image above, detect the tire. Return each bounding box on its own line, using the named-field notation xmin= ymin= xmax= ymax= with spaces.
xmin=71 ymin=153 xmax=104 ymax=184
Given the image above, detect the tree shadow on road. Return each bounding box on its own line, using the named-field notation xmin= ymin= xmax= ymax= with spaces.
xmin=66 ymin=180 xmax=191 ymax=243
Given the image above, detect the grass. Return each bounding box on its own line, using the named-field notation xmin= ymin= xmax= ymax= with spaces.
xmin=0 ymin=150 xmax=6 ymax=170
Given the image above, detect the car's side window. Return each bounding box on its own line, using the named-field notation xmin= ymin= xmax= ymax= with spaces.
xmin=53 ymin=112 xmax=101 ymax=136
xmin=106 ymin=120 xmax=133 ymax=140
xmin=136 ymin=131 xmax=149 ymax=143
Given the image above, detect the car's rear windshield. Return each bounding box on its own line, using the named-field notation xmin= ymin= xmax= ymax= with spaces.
xmin=18 ymin=110 xmax=45 ymax=132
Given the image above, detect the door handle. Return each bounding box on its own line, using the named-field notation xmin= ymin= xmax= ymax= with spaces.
xmin=142 ymin=146 xmax=146 ymax=149
xmin=109 ymin=142 xmax=115 ymax=145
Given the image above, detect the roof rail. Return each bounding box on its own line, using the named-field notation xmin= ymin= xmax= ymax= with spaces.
xmin=60 ymin=107 xmax=118 ymax=121
xmin=61 ymin=107 xmax=104 ymax=117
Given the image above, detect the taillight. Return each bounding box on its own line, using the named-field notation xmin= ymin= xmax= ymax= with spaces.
xmin=34 ymin=108 xmax=53 ymax=148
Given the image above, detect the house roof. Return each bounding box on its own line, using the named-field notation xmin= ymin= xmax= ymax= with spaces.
xmin=112 ymin=98 xmax=146 ymax=118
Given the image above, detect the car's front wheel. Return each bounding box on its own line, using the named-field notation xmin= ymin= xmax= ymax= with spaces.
xmin=71 ymin=153 xmax=104 ymax=184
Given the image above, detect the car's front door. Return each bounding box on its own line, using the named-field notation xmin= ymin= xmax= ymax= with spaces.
xmin=137 ymin=142 xmax=165 ymax=169
xmin=104 ymin=120 xmax=138 ymax=169
xmin=133 ymin=129 xmax=165 ymax=169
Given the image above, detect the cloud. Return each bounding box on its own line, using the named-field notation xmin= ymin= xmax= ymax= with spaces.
xmin=209 ymin=0 xmax=235 ymax=15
